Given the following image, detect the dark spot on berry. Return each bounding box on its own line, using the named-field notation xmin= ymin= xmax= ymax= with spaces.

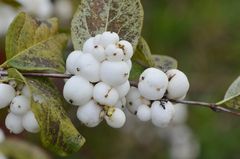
xmin=76 ymin=68 xmax=80 ymax=72
xmin=134 ymin=111 xmax=137 ymax=115
xmin=141 ymin=76 xmax=145 ymax=80
xmin=18 ymin=105 xmax=21 ymax=108
xmin=113 ymin=53 xmax=117 ymax=56
xmin=94 ymin=45 xmax=98 ymax=48
xmin=156 ymin=88 xmax=161 ymax=91
xmin=69 ymin=99 xmax=73 ymax=104
xmin=122 ymin=105 xmax=124 ymax=108
xmin=129 ymin=102 xmax=132 ymax=105
xmin=104 ymin=94 xmax=108 ymax=98
xmin=124 ymin=73 xmax=128 ymax=77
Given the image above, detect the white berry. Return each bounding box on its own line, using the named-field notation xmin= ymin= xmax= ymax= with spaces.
xmin=83 ymin=37 xmax=94 ymax=53
xmin=10 ymin=95 xmax=30 ymax=115
xmin=0 ymin=83 xmax=15 ymax=109
xmin=66 ymin=50 xmax=83 ymax=74
xmin=115 ymin=80 xmax=130 ymax=98
xmin=21 ymin=85 xmax=31 ymax=98
xmin=115 ymin=97 xmax=126 ymax=110
xmin=93 ymin=82 xmax=119 ymax=106
xmin=63 ymin=76 xmax=93 ymax=106
xmin=126 ymin=87 xmax=150 ymax=114
xmin=166 ymin=69 xmax=190 ymax=100
xmin=151 ymin=101 xmax=175 ymax=128
xmin=77 ymin=100 xmax=102 ymax=127
xmin=5 ymin=113 xmax=23 ymax=134
xmin=100 ymin=31 xmax=119 ymax=47
xmin=100 ymin=61 xmax=130 ymax=86
xmin=105 ymin=44 xmax=124 ymax=61
xmin=126 ymin=60 xmax=132 ymax=70
xmin=117 ymin=40 xmax=133 ymax=61
xmin=105 ymin=107 xmax=126 ymax=128
xmin=22 ymin=111 xmax=39 ymax=133
xmin=138 ymin=68 xmax=168 ymax=100
xmin=74 ymin=53 xmax=100 ymax=82
xmin=137 ymin=104 xmax=151 ymax=122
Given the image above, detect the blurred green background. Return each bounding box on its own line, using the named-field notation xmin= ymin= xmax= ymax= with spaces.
xmin=1 ymin=0 xmax=240 ymax=159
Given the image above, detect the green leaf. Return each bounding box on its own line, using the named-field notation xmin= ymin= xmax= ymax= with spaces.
xmin=132 ymin=37 xmax=155 ymax=67
xmin=129 ymin=61 xmax=145 ymax=81
xmin=3 ymin=12 xmax=67 ymax=73
xmin=71 ymin=0 xmax=144 ymax=50
xmin=0 ymin=138 xmax=50 ymax=159
xmin=224 ymin=76 xmax=240 ymax=99
xmin=1 ymin=0 xmax=21 ymax=8
xmin=152 ymin=55 xmax=178 ymax=72
xmin=217 ymin=76 xmax=240 ymax=110
xmin=7 ymin=69 xmax=85 ymax=156
xmin=26 ymin=77 xmax=85 ymax=156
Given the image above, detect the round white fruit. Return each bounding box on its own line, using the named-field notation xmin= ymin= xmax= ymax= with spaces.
xmin=100 ymin=31 xmax=119 ymax=47
xmin=63 ymin=76 xmax=93 ymax=106
xmin=77 ymin=100 xmax=102 ymax=127
xmin=137 ymin=104 xmax=151 ymax=122
xmin=126 ymin=60 xmax=132 ymax=70
xmin=126 ymin=87 xmax=150 ymax=114
xmin=0 ymin=83 xmax=15 ymax=109
xmin=100 ymin=61 xmax=130 ymax=86
xmin=93 ymin=82 xmax=119 ymax=106
xmin=21 ymin=85 xmax=31 ymax=98
xmin=5 ymin=113 xmax=23 ymax=134
xmin=105 ymin=107 xmax=126 ymax=128
xmin=166 ymin=69 xmax=190 ymax=100
xmin=117 ymin=40 xmax=133 ymax=61
xmin=10 ymin=95 xmax=30 ymax=115
xmin=66 ymin=50 xmax=83 ymax=74
xmin=115 ymin=97 xmax=126 ymax=110
xmin=74 ymin=53 xmax=100 ymax=82
xmin=83 ymin=37 xmax=94 ymax=53
xmin=88 ymin=45 xmax=105 ymax=62
xmin=151 ymin=101 xmax=175 ymax=128
xmin=105 ymin=44 xmax=124 ymax=61
xmin=138 ymin=68 xmax=168 ymax=100
xmin=115 ymin=81 xmax=130 ymax=98
xmin=22 ymin=111 xmax=40 ymax=133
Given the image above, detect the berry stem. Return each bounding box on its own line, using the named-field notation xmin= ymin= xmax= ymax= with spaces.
xmin=1 ymin=70 xmax=239 ymax=117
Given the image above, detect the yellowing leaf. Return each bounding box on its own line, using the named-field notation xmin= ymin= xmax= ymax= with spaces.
xmin=3 ymin=12 xmax=67 ymax=73
xmin=152 ymin=55 xmax=178 ymax=72
xmin=71 ymin=0 xmax=144 ymax=50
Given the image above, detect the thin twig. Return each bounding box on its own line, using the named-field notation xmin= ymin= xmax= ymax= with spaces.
xmin=1 ymin=70 xmax=240 ymax=117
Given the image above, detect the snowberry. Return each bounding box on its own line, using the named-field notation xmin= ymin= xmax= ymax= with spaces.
xmin=93 ymin=34 xmax=102 ymax=45
xmin=105 ymin=107 xmax=126 ymax=128
xmin=117 ymin=40 xmax=133 ymax=61
xmin=21 ymin=85 xmax=31 ymax=98
xmin=5 ymin=113 xmax=23 ymax=134
xmin=0 ymin=83 xmax=15 ymax=109
xmin=66 ymin=50 xmax=83 ymax=74
xmin=166 ymin=69 xmax=190 ymax=100
xmin=63 ymin=76 xmax=93 ymax=106
xmin=83 ymin=37 xmax=94 ymax=53
xmin=75 ymin=53 xmax=100 ymax=82
xmin=0 ymin=129 xmax=5 ymax=143
xmin=93 ymin=82 xmax=119 ymax=106
xmin=115 ymin=97 xmax=126 ymax=110
xmin=126 ymin=60 xmax=132 ymax=70
xmin=126 ymin=87 xmax=150 ymax=114
xmin=138 ymin=68 xmax=168 ymax=100
xmin=137 ymin=104 xmax=151 ymax=122
xmin=88 ymin=45 xmax=105 ymax=62
xmin=100 ymin=61 xmax=130 ymax=86
xmin=105 ymin=44 xmax=124 ymax=61
xmin=151 ymin=101 xmax=175 ymax=128
xmin=10 ymin=95 xmax=30 ymax=115
xmin=22 ymin=111 xmax=39 ymax=133
xmin=77 ymin=100 xmax=102 ymax=127
xmin=172 ymin=103 xmax=188 ymax=124
xmin=115 ymin=80 xmax=130 ymax=98
xmin=100 ymin=31 xmax=119 ymax=47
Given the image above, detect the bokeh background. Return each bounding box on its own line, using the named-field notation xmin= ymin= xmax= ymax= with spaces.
xmin=1 ymin=0 xmax=240 ymax=159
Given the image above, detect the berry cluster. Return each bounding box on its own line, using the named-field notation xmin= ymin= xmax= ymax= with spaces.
xmin=126 ymin=68 xmax=189 ymax=127
xmin=0 ymin=82 xmax=39 ymax=134
xmin=64 ymin=32 xmax=133 ymax=128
